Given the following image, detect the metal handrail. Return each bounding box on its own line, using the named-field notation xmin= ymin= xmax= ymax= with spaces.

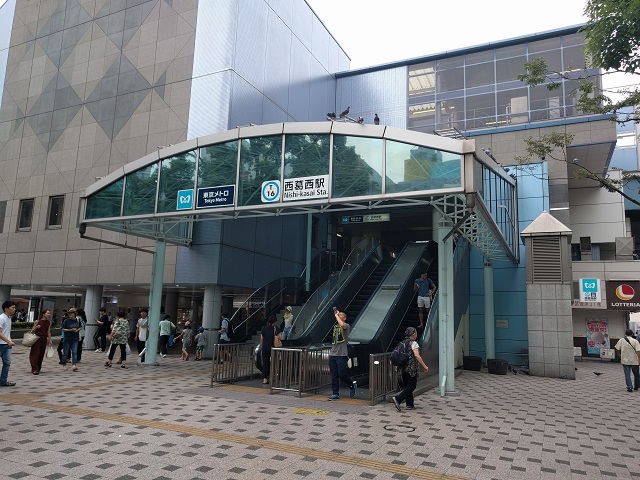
xmin=368 ymin=351 xmax=399 ymax=405
xmin=269 ymin=345 xmax=332 ymax=396
xmin=288 ymin=237 xmax=378 ymax=339
xmin=210 ymin=343 xmax=259 ymax=385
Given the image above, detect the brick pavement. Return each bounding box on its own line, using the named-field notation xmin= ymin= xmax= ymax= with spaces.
xmin=1 ymin=342 xmax=639 ymax=479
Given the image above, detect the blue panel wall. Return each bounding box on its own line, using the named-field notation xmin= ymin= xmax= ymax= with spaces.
xmin=191 ymin=0 xmax=237 ymax=78
xmin=0 ymin=0 xmax=16 ymax=110
xmin=264 ymin=9 xmax=292 ymax=112
xmin=468 ymin=162 xmax=548 ymax=365
xmin=187 ymin=71 xmax=232 ymax=139
xmin=235 ymin=0 xmax=268 ymax=92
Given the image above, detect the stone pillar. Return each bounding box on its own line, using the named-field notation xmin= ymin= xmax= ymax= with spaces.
xmin=83 ymin=286 xmax=104 ymax=350
xmin=145 ymin=240 xmax=166 ymax=366
xmin=435 ymin=212 xmax=455 ymax=394
xmin=202 ymin=285 xmax=222 ymax=359
xmin=484 ymin=260 xmax=495 ymax=361
xmin=521 ymin=212 xmax=575 ymax=379
xmin=0 ymin=286 xmax=11 ymax=303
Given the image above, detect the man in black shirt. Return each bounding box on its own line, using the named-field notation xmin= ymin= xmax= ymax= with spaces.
xmin=93 ymin=307 xmax=111 ymax=352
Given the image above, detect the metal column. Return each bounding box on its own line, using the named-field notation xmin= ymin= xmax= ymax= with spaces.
xmin=484 ymin=260 xmax=495 ymax=361
xmin=144 ymin=240 xmax=166 ymax=365
xmin=202 ymin=285 xmax=222 ymax=359
xmin=436 ymin=212 xmax=455 ymax=394
xmin=83 ymin=285 xmax=104 ymax=350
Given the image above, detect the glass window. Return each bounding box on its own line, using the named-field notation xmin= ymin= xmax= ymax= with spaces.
xmin=47 ymin=195 xmax=64 ymax=228
xmin=157 ymin=150 xmax=197 ymax=213
xmin=386 ymin=140 xmax=461 ymax=193
xmin=530 ymin=84 xmax=564 ymax=121
xmin=496 ymin=44 xmax=526 ymax=59
xmin=563 ymin=45 xmax=587 ymax=71
xmin=529 ymin=38 xmax=561 ymax=53
xmin=466 ymin=50 xmax=494 ymax=65
xmin=332 ymin=135 xmax=382 ymax=199
xmin=238 ymin=135 xmax=282 ymax=206
xmin=497 ymin=88 xmax=529 ymax=124
xmin=563 ymin=32 xmax=585 ymax=47
xmin=0 ymin=201 xmax=6 ymax=233
xmin=198 ymin=141 xmax=239 ymax=189
xmin=496 ymin=56 xmax=527 ymax=83
xmin=436 ymin=97 xmax=464 ymax=130
xmin=408 ymin=102 xmax=436 ymax=131
xmin=465 ymin=62 xmax=495 ymax=88
xmin=17 ymin=198 xmax=35 ymax=231
xmin=466 ymin=93 xmax=496 ymax=129
xmin=284 ymin=134 xmax=330 ymax=178
xmin=529 ymin=49 xmax=562 ymax=73
xmin=86 ymin=179 xmax=124 ymax=219
xmin=436 ymin=55 xmax=463 ymax=70
xmin=123 ymin=163 xmax=159 ymax=216
xmin=436 ymin=67 xmax=464 ymax=93
xmin=409 ymin=62 xmax=435 ymax=96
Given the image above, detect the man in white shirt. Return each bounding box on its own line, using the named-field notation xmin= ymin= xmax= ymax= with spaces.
xmin=614 ymin=328 xmax=640 ymax=392
xmin=0 ymin=301 xmax=17 ymax=387
xmin=135 ymin=308 xmax=149 ymax=362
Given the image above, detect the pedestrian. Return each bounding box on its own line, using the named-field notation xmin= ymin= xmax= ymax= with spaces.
xmin=0 ymin=300 xmax=17 ymax=387
xmin=135 ymin=308 xmax=149 ymax=362
xmin=413 ymin=271 xmax=436 ymax=329
xmin=282 ymin=306 xmax=294 ymax=340
xmin=29 ymin=309 xmax=53 ymax=375
xmin=158 ymin=314 xmax=175 ymax=358
xmin=105 ymin=311 xmax=130 ymax=368
xmin=218 ymin=312 xmax=231 ymax=344
xmin=392 ymin=327 xmax=429 ymax=411
xmin=327 ymin=308 xmax=357 ymax=400
xmin=75 ymin=308 xmax=87 ymax=363
xmin=614 ymin=328 xmax=640 ymax=392
xmin=194 ymin=327 xmax=207 ymax=361
xmin=174 ymin=321 xmax=192 ymax=360
xmin=94 ymin=307 xmax=110 ymax=352
xmin=260 ymin=315 xmax=280 ymax=384
xmin=60 ymin=307 xmax=81 ymax=372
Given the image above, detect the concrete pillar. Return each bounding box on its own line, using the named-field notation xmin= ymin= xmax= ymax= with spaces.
xmin=83 ymin=286 xmax=104 ymax=350
xmin=202 ymin=285 xmax=222 ymax=359
xmin=190 ymin=298 xmax=201 ymax=327
xmin=0 ymin=286 xmax=11 ymax=303
xmin=164 ymin=291 xmax=178 ymax=326
xmin=144 ymin=240 xmax=166 ymax=366
xmin=435 ymin=212 xmax=455 ymax=394
xmin=484 ymin=260 xmax=495 ymax=361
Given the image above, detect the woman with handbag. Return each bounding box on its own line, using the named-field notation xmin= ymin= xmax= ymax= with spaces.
xmin=29 ymin=309 xmax=53 ymax=375
xmin=104 ymin=311 xmax=130 ymax=368
xmin=260 ymin=315 xmax=281 ymax=384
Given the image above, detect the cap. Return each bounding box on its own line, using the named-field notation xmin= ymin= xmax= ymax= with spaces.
xmin=198 ymin=327 xmax=204 ymax=332
xmin=404 ymin=327 xmax=416 ymax=337
xmin=285 ymin=306 xmax=292 ymax=311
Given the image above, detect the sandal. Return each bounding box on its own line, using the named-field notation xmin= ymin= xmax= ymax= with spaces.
xmin=262 ymin=379 xmax=269 ymax=384
xmin=104 ymin=361 xmax=112 ymax=367
xmin=121 ymin=364 xmax=126 ymax=369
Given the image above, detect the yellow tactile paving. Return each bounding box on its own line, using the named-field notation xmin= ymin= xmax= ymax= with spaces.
xmin=0 ymin=368 xmax=471 ymax=480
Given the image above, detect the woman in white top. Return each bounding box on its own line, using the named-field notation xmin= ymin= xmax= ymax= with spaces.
xmin=282 ymin=306 xmax=294 ymax=340
xmin=392 ymin=327 xmax=429 ymax=411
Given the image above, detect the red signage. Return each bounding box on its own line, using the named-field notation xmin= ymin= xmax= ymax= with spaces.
xmin=606 ymin=280 xmax=640 ymax=310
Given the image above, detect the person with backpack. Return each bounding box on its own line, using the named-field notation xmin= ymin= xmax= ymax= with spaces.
xmin=614 ymin=328 xmax=640 ymax=392
xmin=391 ymin=327 xmax=429 ymax=411
xmin=218 ymin=312 xmax=232 ymax=344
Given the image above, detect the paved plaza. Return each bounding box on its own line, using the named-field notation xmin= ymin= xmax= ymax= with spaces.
xmin=1 ymin=341 xmax=639 ymax=480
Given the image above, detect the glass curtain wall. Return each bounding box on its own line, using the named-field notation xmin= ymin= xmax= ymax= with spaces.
xmin=407 ymin=32 xmax=600 ymax=134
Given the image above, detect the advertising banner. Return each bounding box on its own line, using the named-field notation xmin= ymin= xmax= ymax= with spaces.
xmin=586 ymin=320 xmax=609 ymax=355
xmin=605 ymin=280 xmax=640 ymax=310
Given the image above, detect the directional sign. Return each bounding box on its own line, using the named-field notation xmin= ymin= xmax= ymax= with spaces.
xmin=283 ymin=175 xmax=329 ymax=202
xmin=261 ymin=180 xmax=281 ymax=203
xmin=197 ymin=185 xmax=235 ymax=209
xmin=176 ymin=189 xmax=194 ymax=210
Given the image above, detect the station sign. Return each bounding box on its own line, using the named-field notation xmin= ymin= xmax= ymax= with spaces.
xmin=176 ymin=189 xmax=194 ymax=210
xmin=579 ymin=278 xmax=601 ymax=303
xmin=283 ymin=175 xmax=329 ymax=202
xmin=605 ymin=280 xmax=640 ymax=310
xmin=341 ymin=213 xmax=391 ymax=224
xmin=197 ymin=185 xmax=235 ymax=209
xmin=261 ymin=180 xmax=281 ymax=203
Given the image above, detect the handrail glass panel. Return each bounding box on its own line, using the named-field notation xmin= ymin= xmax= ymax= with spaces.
xmin=284 ymin=134 xmax=330 ymax=177
xmin=332 ymin=135 xmax=383 ymax=198
xmin=386 ymin=140 xmax=461 ymax=193
xmin=198 ymin=140 xmax=238 ymax=188
xmin=123 ymin=163 xmax=159 ymax=216
xmin=86 ymin=178 xmax=124 ymax=219
xmin=157 ymin=150 xmax=197 ymax=213
xmin=239 ymin=135 xmax=282 ymax=206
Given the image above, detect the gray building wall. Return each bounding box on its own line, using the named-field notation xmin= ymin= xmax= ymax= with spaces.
xmin=0 ymin=0 xmax=16 ymax=110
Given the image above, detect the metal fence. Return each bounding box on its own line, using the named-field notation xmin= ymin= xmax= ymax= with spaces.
xmin=210 ymin=343 xmax=259 ymax=386
xmin=270 ymin=346 xmax=332 ymax=396
xmin=368 ymin=352 xmax=399 ymax=405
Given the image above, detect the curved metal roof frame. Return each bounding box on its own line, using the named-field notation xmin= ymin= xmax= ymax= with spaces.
xmin=79 ymin=122 xmax=518 ymax=262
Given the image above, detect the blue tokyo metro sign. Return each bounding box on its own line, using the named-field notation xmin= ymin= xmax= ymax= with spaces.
xmin=176 ymin=189 xmax=194 ymax=210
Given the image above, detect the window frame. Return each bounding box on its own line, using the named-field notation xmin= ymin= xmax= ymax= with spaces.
xmin=46 ymin=195 xmax=65 ymax=229
xmin=17 ymin=198 xmax=35 ymax=232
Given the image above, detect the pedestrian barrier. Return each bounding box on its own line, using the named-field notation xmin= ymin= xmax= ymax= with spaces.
xmin=270 ymin=345 xmax=332 ymax=396
xmin=368 ymin=352 xmax=399 ymax=405
xmin=210 ymin=343 xmax=259 ymax=385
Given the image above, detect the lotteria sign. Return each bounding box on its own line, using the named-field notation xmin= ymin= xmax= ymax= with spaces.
xmin=605 ymin=280 xmax=640 ymax=310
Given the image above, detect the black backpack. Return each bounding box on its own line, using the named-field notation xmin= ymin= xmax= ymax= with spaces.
xmin=390 ymin=339 xmax=412 ymax=367
xmin=226 ymin=318 xmax=235 ymax=337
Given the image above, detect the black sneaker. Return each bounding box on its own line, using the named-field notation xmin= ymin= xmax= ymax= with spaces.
xmin=627 ymin=387 xmax=633 ymax=392
xmin=0 ymin=381 xmax=16 ymax=387
xmin=350 ymin=381 xmax=357 ymax=398
xmin=392 ymin=396 xmax=401 ymax=411
xmin=406 ymin=406 xmax=415 ymax=410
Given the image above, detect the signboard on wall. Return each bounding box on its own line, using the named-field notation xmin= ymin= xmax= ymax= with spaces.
xmin=283 ymin=175 xmax=329 ymax=201
xmin=605 ymin=280 xmax=640 ymax=310
xmin=579 ymin=278 xmax=601 ymax=303
xmin=586 ymin=319 xmax=610 ymax=355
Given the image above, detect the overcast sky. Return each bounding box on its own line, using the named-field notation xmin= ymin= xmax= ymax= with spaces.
xmin=306 ymin=0 xmax=588 ymax=69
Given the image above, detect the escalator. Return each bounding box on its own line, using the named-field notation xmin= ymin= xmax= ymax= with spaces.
xmin=343 ymin=257 xmax=395 ymax=326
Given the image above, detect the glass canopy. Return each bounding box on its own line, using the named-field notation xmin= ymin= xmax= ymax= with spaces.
xmin=81 ymin=122 xmax=518 ymax=261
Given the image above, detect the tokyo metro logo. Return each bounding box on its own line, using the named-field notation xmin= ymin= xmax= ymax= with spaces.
xmin=615 ymin=284 xmax=635 ymax=301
